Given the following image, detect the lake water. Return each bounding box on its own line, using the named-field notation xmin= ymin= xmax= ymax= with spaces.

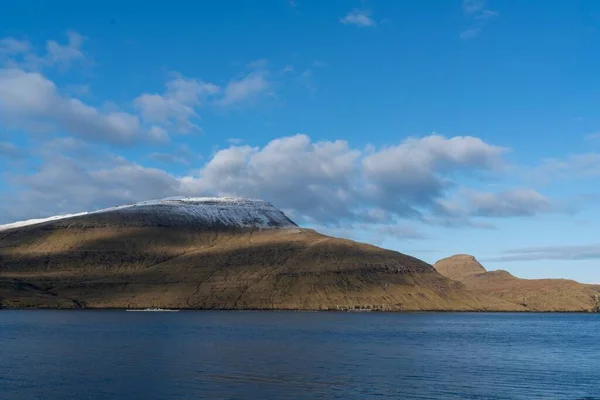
xmin=0 ymin=311 xmax=598 ymax=399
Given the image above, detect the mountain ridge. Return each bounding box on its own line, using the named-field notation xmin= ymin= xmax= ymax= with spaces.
xmin=0 ymin=197 xmax=297 ymax=232
xmin=433 ymin=254 xmax=600 ymax=312
xmin=0 ymin=198 xmax=518 ymax=311
xmin=1 ymin=199 xmax=598 ymax=312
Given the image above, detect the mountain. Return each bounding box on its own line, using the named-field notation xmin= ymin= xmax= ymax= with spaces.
xmin=432 ymin=254 xmax=486 ymax=281
xmin=0 ymin=197 xmax=515 ymax=311
xmin=434 ymin=254 xmax=600 ymax=312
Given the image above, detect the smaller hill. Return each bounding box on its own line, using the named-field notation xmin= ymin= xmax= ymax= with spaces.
xmin=433 ymin=254 xmax=487 ymax=280
xmin=434 ymin=255 xmax=600 ymax=312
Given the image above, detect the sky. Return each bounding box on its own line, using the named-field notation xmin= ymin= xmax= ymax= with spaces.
xmin=1 ymin=0 xmax=600 ymax=283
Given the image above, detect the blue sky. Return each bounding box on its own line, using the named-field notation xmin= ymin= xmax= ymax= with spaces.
xmin=2 ymin=0 xmax=600 ymax=282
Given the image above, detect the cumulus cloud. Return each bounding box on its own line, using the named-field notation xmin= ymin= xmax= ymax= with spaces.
xmin=362 ymin=135 xmax=507 ymax=214
xmin=0 ymin=133 xmax=515 ymax=227
xmin=465 ymin=188 xmax=552 ymax=217
xmin=1 ymin=154 xmax=180 ymax=221
xmin=427 ymin=187 xmax=554 ymax=227
xmin=340 ymin=9 xmax=376 ymax=27
xmin=46 ymin=31 xmax=87 ymax=70
xmin=0 ymin=69 xmax=156 ymax=145
xmin=134 ymin=75 xmax=220 ymax=133
xmin=216 ymin=70 xmax=271 ymax=107
xmin=1 ymin=31 xmax=88 ymax=71
xmin=0 ymin=33 xmax=280 ymax=148
xmin=183 ymin=134 xmax=361 ymax=224
xmin=0 ymin=33 xmax=165 ymax=145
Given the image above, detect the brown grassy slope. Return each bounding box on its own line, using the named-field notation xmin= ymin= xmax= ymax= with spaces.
xmin=433 ymin=254 xmax=486 ymax=281
xmin=434 ymin=255 xmax=600 ymax=312
xmin=0 ymin=220 xmax=518 ymax=310
xmin=0 ymin=278 xmax=77 ymax=308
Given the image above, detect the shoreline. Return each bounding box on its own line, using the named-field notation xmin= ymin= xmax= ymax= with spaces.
xmin=1 ymin=307 xmax=598 ymax=314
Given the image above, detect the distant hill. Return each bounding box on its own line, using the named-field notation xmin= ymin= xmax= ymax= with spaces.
xmin=432 ymin=254 xmax=486 ymax=281
xmin=0 ymin=197 xmax=516 ymax=311
xmin=434 ymin=254 xmax=600 ymax=312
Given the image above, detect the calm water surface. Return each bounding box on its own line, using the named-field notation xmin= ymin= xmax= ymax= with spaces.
xmin=0 ymin=311 xmax=598 ymax=399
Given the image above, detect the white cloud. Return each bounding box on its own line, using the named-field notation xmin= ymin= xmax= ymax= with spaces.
xmin=134 ymin=75 xmax=220 ymax=133
xmin=462 ymin=0 xmax=485 ymax=14
xmin=362 ymin=135 xmax=507 ymax=212
xmin=0 ymin=69 xmax=150 ymax=145
xmin=0 ymin=38 xmax=31 ymax=55
xmin=216 ymin=71 xmax=270 ymax=107
xmin=46 ymin=31 xmax=86 ymax=70
xmin=0 ymin=37 xmax=45 ymax=70
xmin=1 ymin=31 xmax=88 ymax=71
xmin=340 ymin=9 xmax=376 ymax=27
xmin=1 ymin=154 xmax=181 ymax=221
xmin=1 ymin=33 xmax=283 ymax=147
xmin=183 ymin=134 xmax=361 ymax=223
xmin=530 ymin=153 xmax=600 ymax=182
xmin=484 ymin=244 xmax=600 ymax=262
xmin=1 ymin=133 xmax=544 ymax=231
xmin=148 ymin=126 xmax=170 ymax=142
xmin=428 ymin=186 xmax=555 ymax=224
xmin=465 ymin=188 xmax=552 ymax=217
xmin=461 ymin=0 xmax=498 ymax=39
xmin=0 ymin=33 xmax=165 ymax=146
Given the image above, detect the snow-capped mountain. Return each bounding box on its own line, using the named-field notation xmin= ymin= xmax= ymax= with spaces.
xmin=0 ymin=197 xmax=297 ymax=232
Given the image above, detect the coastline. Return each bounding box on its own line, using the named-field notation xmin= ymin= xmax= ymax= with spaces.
xmin=2 ymin=306 xmax=598 ymax=313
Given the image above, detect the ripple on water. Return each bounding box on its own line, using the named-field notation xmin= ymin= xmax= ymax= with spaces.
xmin=0 ymin=311 xmax=598 ymax=400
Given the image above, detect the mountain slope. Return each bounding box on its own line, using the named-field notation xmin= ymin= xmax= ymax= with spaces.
xmin=0 ymin=198 xmax=516 ymax=311
xmin=433 ymin=254 xmax=486 ymax=281
xmin=434 ymin=255 xmax=600 ymax=312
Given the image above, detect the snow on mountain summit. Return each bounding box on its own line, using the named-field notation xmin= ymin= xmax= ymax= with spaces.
xmin=0 ymin=197 xmax=298 ymax=231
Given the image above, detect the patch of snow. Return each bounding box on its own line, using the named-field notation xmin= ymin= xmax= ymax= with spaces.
xmin=0 ymin=197 xmax=297 ymax=232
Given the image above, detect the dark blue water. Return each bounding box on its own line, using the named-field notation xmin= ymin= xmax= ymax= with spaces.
xmin=0 ymin=311 xmax=598 ymax=399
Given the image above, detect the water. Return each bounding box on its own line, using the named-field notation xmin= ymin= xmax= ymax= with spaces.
xmin=0 ymin=311 xmax=598 ymax=399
